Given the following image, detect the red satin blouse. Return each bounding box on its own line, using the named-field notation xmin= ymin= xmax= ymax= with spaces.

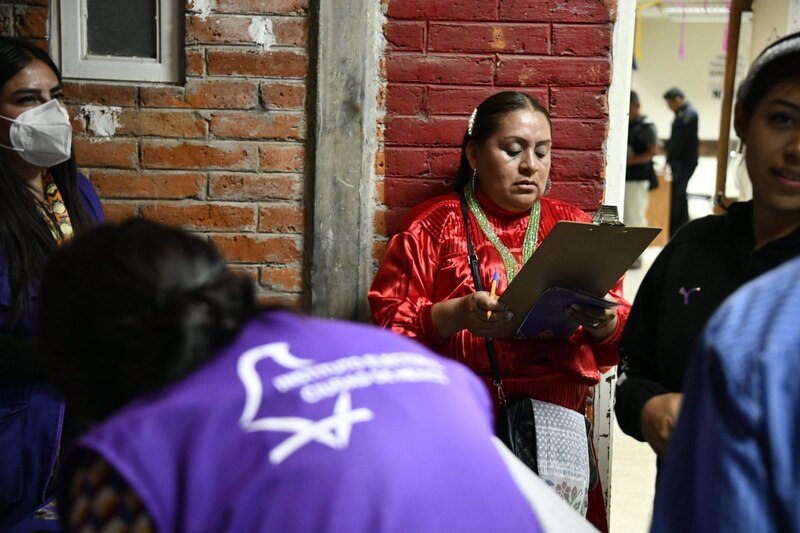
xmin=369 ymin=190 xmax=630 ymax=412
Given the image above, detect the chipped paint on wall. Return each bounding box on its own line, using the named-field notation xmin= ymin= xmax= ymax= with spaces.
xmin=81 ymin=104 xmax=122 ymax=138
xmin=248 ymin=17 xmax=276 ymax=50
xmin=189 ymin=0 xmax=214 ymax=20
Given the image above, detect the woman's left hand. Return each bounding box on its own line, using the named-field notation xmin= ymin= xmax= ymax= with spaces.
xmin=565 ymin=296 xmax=618 ymax=341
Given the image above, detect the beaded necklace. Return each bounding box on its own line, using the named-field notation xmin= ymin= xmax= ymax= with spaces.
xmin=38 ymin=172 xmax=74 ymax=243
xmin=464 ymin=182 xmax=541 ymax=283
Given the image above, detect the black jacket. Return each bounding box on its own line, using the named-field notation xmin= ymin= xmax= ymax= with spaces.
xmin=615 ymin=202 xmax=800 ymax=441
xmin=665 ymin=102 xmax=699 ymax=165
xmin=627 ymin=115 xmax=658 ymax=186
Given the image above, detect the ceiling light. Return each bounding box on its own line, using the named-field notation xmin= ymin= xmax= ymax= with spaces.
xmin=663 ymin=6 xmax=730 ymax=14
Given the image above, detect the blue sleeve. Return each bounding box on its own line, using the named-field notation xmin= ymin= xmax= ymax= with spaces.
xmin=77 ymin=173 xmax=104 ymax=223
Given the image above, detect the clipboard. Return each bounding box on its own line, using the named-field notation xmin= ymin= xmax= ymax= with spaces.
xmin=494 ymin=220 xmax=661 ymax=339
xmin=515 ymin=287 xmax=620 ymax=340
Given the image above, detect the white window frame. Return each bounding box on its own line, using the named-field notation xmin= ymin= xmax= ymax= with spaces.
xmin=51 ymin=0 xmax=181 ymax=83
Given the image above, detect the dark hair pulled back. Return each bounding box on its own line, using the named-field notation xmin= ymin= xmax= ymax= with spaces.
xmin=39 ymin=219 xmax=257 ymax=420
xmin=454 ymin=91 xmax=551 ymax=191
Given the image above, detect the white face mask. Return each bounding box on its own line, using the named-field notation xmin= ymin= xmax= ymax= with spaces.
xmin=0 ymin=99 xmax=73 ymax=168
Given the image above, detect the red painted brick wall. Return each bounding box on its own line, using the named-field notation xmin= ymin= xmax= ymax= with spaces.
xmin=379 ymin=0 xmax=615 ymax=251
xmin=0 ymin=0 xmax=309 ymax=305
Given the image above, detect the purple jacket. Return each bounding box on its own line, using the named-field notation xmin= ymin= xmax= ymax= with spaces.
xmin=63 ymin=311 xmax=542 ymax=533
xmin=0 ymin=174 xmax=103 ymax=531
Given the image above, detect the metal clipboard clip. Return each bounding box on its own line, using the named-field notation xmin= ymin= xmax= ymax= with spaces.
xmin=592 ymin=205 xmax=625 ymax=226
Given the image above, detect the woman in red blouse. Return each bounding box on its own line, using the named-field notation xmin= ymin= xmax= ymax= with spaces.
xmin=369 ymin=91 xmax=629 ymax=531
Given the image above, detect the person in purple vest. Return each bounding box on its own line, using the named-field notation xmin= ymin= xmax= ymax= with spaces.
xmin=0 ymin=36 xmax=104 ymax=531
xmin=36 ymin=219 xmax=594 ymax=533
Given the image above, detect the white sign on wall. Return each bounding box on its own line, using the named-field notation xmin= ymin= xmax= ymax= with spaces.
xmin=791 ymin=0 xmax=800 ymax=32
xmin=708 ymin=53 xmax=748 ymax=100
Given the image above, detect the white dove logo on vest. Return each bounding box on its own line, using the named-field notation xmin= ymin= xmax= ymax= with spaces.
xmin=237 ymin=342 xmax=374 ymax=465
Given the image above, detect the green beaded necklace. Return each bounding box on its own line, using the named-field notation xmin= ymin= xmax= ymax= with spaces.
xmin=464 ymin=182 xmax=541 ymax=283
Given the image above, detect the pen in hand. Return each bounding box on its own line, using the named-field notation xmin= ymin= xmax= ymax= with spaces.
xmin=487 ymin=272 xmax=499 ymax=319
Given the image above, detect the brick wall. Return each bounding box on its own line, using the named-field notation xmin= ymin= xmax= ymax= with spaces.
xmin=378 ymin=0 xmax=615 ymax=253
xmin=0 ymin=0 xmax=309 ymax=306
xmin=1 ymin=0 xmax=617 ymax=309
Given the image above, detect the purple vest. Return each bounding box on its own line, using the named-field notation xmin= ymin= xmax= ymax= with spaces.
xmin=65 ymin=311 xmax=542 ymax=532
xmin=0 ymin=174 xmax=103 ymax=531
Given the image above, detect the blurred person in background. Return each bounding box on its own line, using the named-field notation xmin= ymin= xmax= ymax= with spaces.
xmin=662 ymin=87 xmax=699 ymax=237
xmin=625 ymin=90 xmax=659 ymax=267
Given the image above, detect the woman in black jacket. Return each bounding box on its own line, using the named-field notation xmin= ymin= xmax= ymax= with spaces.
xmin=615 ymin=32 xmax=800 ymax=479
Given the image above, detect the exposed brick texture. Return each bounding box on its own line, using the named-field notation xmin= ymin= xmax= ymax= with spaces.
xmin=553 ymin=23 xmax=613 ymax=56
xmin=385 ymin=21 xmax=426 ymax=51
xmin=260 ymin=81 xmax=306 ymax=110
xmin=187 ymin=15 xmax=307 ymax=47
xmin=428 ymin=23 xmax=549 ymax=54
xmin=91 ymin=172 xmax=206 ymax=199
xmin=117 ymin=110 xmax=207 ymax=138
xmin=13 ymin=5 xmax=46 ymax=38
xmin=0 ymin=2 xmax=311 ymax=304
xmin=64 ymin=83 xmax=138 ymax=107
xmin=209 ymin=173 xmax=303 ymax=201
xmin=141 ymin=203 xmax=257 ymax=232
xmin=142 ymin=140 xmax=259 ymax=171
xmin=209 ymin=111 xmax=305 ymax=140
xmin=259 ymin=265 xmax=303 ymax=292
xmin=210 ymin=234 xmax=302 ymax=263
xmin=207 ymin=50 xmax=307 ymax=78
xmin=388 ymin=0 xmax=498 ymax=21
xmin=381 ymin=0 xmax=614 ymax=237
xmin=257 ymin=204 xmax=305 ymax=232
xmin=140 ymin=80 xmax=260 ymax=109
xmin=214 ymin=0 xmax=309 ymax=15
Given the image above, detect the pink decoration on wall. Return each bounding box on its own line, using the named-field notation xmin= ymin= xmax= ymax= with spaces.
xmin=679 ymin=5 xmax=686 ymax=59
xmin=722 ymin=0 xmax=732 ymax=52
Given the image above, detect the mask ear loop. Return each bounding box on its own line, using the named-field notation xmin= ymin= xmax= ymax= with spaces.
xmin=0 ymin=142 xmax=24 ymax=152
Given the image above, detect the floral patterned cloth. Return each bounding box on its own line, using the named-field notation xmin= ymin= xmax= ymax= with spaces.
xmin=530 ymin=399 xmax=590 ymax=516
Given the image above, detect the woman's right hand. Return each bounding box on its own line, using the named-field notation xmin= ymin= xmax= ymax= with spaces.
xmin=640 ymin=392 xmax=684 ymax=458
xmin=431 ymin=292 xmax=514 ymax=339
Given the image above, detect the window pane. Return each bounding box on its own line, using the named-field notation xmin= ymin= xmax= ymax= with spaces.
xmin=86 ymin=0 xmax=157 ymax=58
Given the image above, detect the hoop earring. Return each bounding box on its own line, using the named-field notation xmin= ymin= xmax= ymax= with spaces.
xmin=471 ymin=168 xmax=477 ymax=191
xmin=543 ymin=177 xmax=552 ymax=196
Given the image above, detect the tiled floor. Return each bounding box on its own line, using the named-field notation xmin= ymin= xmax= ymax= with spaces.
xmin=608 ymin=246 xmax=662 ymax=533
xmin=609 ymin=422 xmax=657 ymax=532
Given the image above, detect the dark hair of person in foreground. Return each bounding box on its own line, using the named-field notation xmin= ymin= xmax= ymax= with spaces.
xmin=39 ymin=218 xmax=257 ymax=421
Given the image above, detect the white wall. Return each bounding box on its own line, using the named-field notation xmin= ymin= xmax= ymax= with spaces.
xmin=632 ymin=18 xmax=730 ymax=141
xmin=750 ymin=0 xmax=792 ymax=62
xmin=631 ymin=14 xmax=757 ymax=214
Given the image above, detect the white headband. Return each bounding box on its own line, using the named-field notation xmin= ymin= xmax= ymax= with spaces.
xmin=467 ymin=108 xmax=477 ymax=136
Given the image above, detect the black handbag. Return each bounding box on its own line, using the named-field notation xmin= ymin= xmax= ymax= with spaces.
xmin=458 ymin=191 xmax=599 ymax=490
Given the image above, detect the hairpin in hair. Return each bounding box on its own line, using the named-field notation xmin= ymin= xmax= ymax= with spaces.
xmin=467 ymin=108 xmax=477 ymax=136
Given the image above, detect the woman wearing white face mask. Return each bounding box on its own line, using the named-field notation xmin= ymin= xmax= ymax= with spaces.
xmin=0 ymin=36 xmax=103 ymax=530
